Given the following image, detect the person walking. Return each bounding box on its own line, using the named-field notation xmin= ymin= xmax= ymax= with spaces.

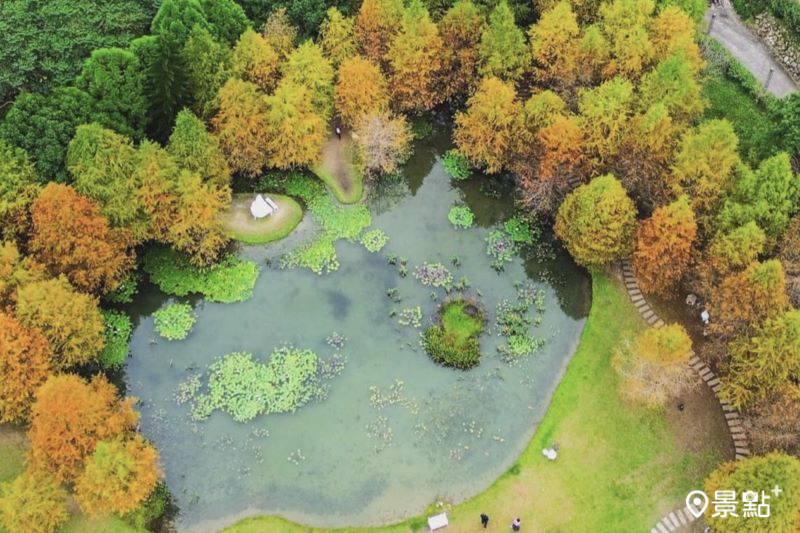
xmin=335 ymin=125 xmax=342 ymax=140
xmin=512 ymin=517 xmax=522 ymax=531
xmin=480 ymin=513 xmax=489 ymax=528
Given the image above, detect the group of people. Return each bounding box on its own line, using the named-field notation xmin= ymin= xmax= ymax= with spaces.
xmin=479 ymin=514 xmax=522 ymax=530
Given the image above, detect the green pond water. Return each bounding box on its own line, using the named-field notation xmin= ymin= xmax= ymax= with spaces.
xmin=124 ymin=130 xmax=590 ymax=532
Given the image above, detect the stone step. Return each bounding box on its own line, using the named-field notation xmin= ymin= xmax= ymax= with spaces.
xmin=725 ymin=412 xmax=739 ymax=420
xmin=647 ymin=314 xmax=659 ymax=325
xmin=668 ymin=512 xmax=680 ymax=528
xmin=653 ymin=319 xmax=665 ymax=328
xmin=642 ymin=309 xmax=655 ymax=320
xmin=676 ymin=508 xmax=687 ymax=525
xmin=707 ymin=377 xmax=721 ymax=387
xmin=735 ymin=446 xmax=751 ymax=455
xmin=631 ymin=294 xmax=645 ymax=303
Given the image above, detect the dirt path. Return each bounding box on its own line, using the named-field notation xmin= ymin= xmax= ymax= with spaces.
xmin=312 ymin=133 xmax=363 ymax=204
xmin=706 ymin=1 xmax=797 ymax=97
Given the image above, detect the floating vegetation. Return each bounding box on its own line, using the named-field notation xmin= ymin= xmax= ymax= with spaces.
xmin=442 ymin=150 xmax=471 ymax=181
xmin=448 ymin=205 xmax=474 ymax=229
xmin=326 ymin=331 xmax=347 ymax=350
xmin=485 ymin=230 xmax=515 ymax=271
xmin=398 ymin=306 xmax=422 ymax=328
xmin=422 ymin=298 xmax=485 ymax=369
xmin=414 ymin=383 xmax=488 ymax=461
xmin=153 ymin=303 xmax=197 ymax=341
xmin=288 ymin=449 xmax=306 ymax=465
xmin=385 ymin=287 xmax=401 ymax=303
xmin=496 ymin=282 xmax=548 ymax=362
xmin=99 ymin=310 xmax=132 ymax=368
xmin=279 ymin=174 xmax=372 ymax=274
xmin=251 ymin=428 xmax=270 ymax=439
xmin=503 ymin=216 xmax=540 ymax=245
xmin=175 ymin=374 xmax=202 ymax=405
xmin=319 ymin=352 xmax=347 ymax=379
xmin=360 ymin=229 xmax=389 ymax=253
xmin=103 ymin=272 xmax=140 ymax=304
xmin=365 ymin=415 xmax=393 ymax=452
xmin=369 ymin=380 xmax=418 ymax=413
xmin=186 ymin=345 xmax=344 ymax=422
xmin=144 ymin=247 xmax=259 ymax=303
xmin=413 ymin=262 xmax=453 ymax=290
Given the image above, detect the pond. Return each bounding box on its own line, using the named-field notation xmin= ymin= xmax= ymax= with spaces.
xmin=124 ymin=129 xmax=591 ymax=532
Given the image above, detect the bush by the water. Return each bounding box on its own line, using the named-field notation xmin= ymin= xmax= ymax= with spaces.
xmin=99 ymin=310 xmax=133 ymax=367
xmin=153 ymin=304 xmax=197 ymax=341
xmin=442 ymin=150 xmax=471 ymax=180
xmin=422 ymin=299 xmax=485 ymax=369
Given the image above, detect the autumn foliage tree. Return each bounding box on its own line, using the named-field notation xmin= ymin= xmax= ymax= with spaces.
xmin=0 ymin=469 xmax=68 ymax=533
xmin=319 ymin=7 xmax=356 ymax=68
xmin=0 ymin=241 xmax=45 ymax=310
xmin=231 ymin=29 xmax=280 ymax=93
xmin=167 ymin=109 xmax=231 ymax=187
xmin=75 ymin=436 xmax=161 ymax=517
xmin=454 ymin=77 xmax=522 ymax=173
xmin=613 ymin=324 xmax=694 ymax=407
xmin=29 ymin=183 xmax=134 ymax=295
xmin=264 ymin=81 xmax=327 ymax=169
xmin=334 ymin=56 xmax=390 ymax=127
xmin=477 ymin=1 xmax=529 ymax=81
xmin=0 ymin=140 xmax=40 ymax=241
xmin=437 ymin=0 xmax=485 ymax=103
xmin=213 ymin=78 xmax=270 ymax=177
xmin=386 ymin=0 xmax=442 ymax=113
xmin=528 ymin=2 xmax=581 ymax=90
xmin=353 ymin=111 xmax=412 ymax=177
xmin=283 ymin=41 xmax=335 ymax=120
xmin=555 ymin=174 xmax=637 ymax=267
xmin=633 ymin=195 xmax=697 ymax=295
xmin=711 ymin=259 xmax=789 ymax=336
xmin=721 ymin=309 xmax=800 ymax=410
xmin=354 ymin=0 xmax=404 ymax=65
xmin=15 ymin=277 xmax=105 ymax=370
xmin=0 ymin=313 xmax=52 ymax=424
xmin=27 ymin=374 xmax=138 ymax=483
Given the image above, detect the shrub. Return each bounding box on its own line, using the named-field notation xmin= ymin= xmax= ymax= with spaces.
xmin=442 ymin=150 xmax=471 ymax=181
xmin=448 ymin=206 xmax=474 ymax=229
xmin=503 ymin=216 xmax=540 ymax=245
xmin=422 ymin=299 xmax=484 ymax=369
xmin=152 ymin=304 xmax=196 ymax=341
xmin=99 ymin=310 xmax=132 ymax=367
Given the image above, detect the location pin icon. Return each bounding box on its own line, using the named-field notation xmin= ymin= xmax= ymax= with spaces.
xmin=686 ymin=490 xmax=709 ymax=518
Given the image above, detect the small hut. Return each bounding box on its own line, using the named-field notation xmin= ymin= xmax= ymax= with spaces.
xmin=250 ymin=194 xmax=274 ymax=219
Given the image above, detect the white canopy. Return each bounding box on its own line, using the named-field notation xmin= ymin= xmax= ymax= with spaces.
xmin=250 ymin=194 xmax=274 ymax=219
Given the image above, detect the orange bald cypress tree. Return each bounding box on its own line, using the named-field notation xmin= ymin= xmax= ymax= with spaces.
xmin=29 ymin=183 xmax=134 ymax=295
xmin=633 ymin=195 xmax=697 ymax=295
xmin=354 ymin=0 xmax=404 ymax=65
xmin=0 ymin=313 xmax=52 ymax=424
xmin=213 ymin=78 xmax=270 ymax=177
xmin=27 ymin=374 xmax=138 ymax=483
xmin=334 ymin=56 xmax=389 ymax=127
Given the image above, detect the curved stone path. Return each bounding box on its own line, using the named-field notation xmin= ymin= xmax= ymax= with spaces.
xmin=618 ymin=260 xmax=751 ymax=532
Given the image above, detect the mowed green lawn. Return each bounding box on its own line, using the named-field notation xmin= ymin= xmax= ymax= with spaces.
xmin=225 ymin=273 xmax=718 ymax=533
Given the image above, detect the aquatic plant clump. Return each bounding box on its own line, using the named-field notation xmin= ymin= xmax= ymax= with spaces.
xmin=413 ymin=262 xmax=454 ymax=289
xmin=189 ymin=346 xmax=342 ymax=422
xmin=398 ymin=306 xmax=422 ymax=328
xmin=496 ymin=282 xmax=548 ymax=361
xmin=442 ymin=150 xmax=471 ymax=181
xmin=103 ymin=272 xmax=140 ymax=304
xmin=153 ymin=304 xmax=197 ymax=341
xmin=448 ymin=206 xmax=475 ymax=229
xmin=486 ymin=230 xmax=515 ymax=270
xmin=360 ymin=229 xmax=389 ymax=252
xmin=143 ymin=248 xmax=260 ymax=303
xmin=279 ymin=173 xmax=373 ymax=274
xmin=422 ymin=299 xmax=485 ymax=369
xmin=504 ymin=216 xmax=540 ymax=245
xmin=99 ymin=310 xmax=132 ymax=368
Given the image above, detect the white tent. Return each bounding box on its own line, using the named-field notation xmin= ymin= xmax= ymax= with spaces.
xmin=250 ymin=194 xmax=274 ymax=219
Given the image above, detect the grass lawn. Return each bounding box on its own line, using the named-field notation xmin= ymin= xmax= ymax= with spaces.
xmin=59 ymin=515 xmax=145 ymax=533
xmin=311 ymin=135 xmax=364 ymax=205
xmin=702 ymin=70 xmax=781 ymax=165
xmin=440 ymin=300 xmax=483 ymax=345
xmin=223 ymin=193 xmax=303 ymax=245
xmin=224 ymin=272 xmax=719 ymax=533
xmin=0 ymin=427 xmax=26 ymax=484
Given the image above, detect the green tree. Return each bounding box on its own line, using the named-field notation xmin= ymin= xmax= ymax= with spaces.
xmin=283 ymin=41 xmax=335 ymax=120
xmin=528 ymin=1 xmax=581 ymax=89
xmin=555 ymin=174 xmax=637 ymax=267
xmin=200 ymin=0 xmax=250 ymax=45
xmin=143 ymin=34 xmax=191 ymax=142
xmin=705 ymin=452 xmax=800 ymax=533
xmin=717 ymin=152 xmax=800 ymax=240
xmin=599 ymin=0 xmax=655 ymax=78
xmin=319 ymin=7 xmax=357 ymax=67
xmin=0 ymin=469 xmax=68 ymax=533
xmin=167 ymin=109 xmax=231 ymax=187
xmin=477 ymin=1 xmax=529 ymax=81
xmin=182 ymin=26 xmax=232 ymax=119
xmin=637 ymin=52 xmax=704 ymax=123
xmin=66 ymin=124 xmax=145 ymax=238
xmin=671 ymin=119 xmax=741 ymax=217
xmin=0 ymin=88 xmax=94 ymax=182
xmin=578 ymin=76 xmax=634 ymax=173
xmin=722 ymin=310 xmax=800 ymax=410
xmin=16 ymin=277 xmax=105 ymax=369
xmin=76 ymin=48 xmax=148 ymax=139
xmin=0 ymin=140 xmax=40 ymax=241
xmin=0 ymin=0 xmax=151 ymax=105
xmin=151 ymin=0 xmax=209 ymax=46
